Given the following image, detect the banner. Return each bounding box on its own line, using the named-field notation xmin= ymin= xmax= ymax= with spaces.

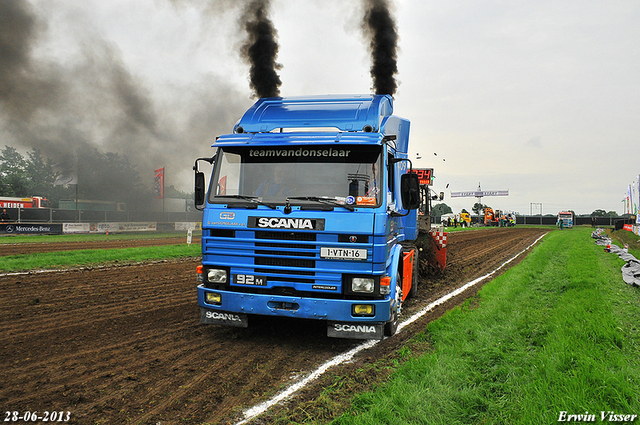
xmin=451 ymin=190 xmax=508 ymax=198
xmin=63 ymin=223 xmax=91 ymax=233
xmin=1 ymin=223 xmax=63 ymax=234
xmin=175 ymin=222 xmax=202 ymax=231
xmin=154 ymin=167 xmax=165 ymax=199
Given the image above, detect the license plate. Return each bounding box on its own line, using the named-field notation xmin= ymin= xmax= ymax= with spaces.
xmin=233 ymin=274 xmax=267 ymax=286
xmin=320 ymin=247 xmax=367 ymax=260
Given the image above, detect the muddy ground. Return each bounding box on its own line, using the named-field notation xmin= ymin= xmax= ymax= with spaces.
xmin=0 ymin=227 xmax=548 ymax=425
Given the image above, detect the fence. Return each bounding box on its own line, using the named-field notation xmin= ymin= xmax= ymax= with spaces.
xmin=1 ymin=208 xmax=633 ymax=230
xmin=0 ymin=207 xmax=203 ymax=225
xmin=435 ymin=215 xmax=634 ymax=227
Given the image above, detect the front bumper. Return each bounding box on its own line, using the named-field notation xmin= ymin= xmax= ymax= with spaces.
xmin=197 ymin=284 xmax=391 ymax=323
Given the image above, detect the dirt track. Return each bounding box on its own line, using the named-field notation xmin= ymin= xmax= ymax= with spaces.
xmin=0 ymin=227 xmax=548 ymax=425
xmin=0 ymin=236 xmax=199 ymax=256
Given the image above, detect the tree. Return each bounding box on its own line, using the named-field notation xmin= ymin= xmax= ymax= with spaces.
xmin=74 ymin=147 xmax=151 ymax=210
xmin=0 ymin=146 xmax=29 ymax=196
xmin=0 ymin=144 xmax=151 ymax=209
xmin=165 ymin=185 xmax=191 ymax=199
xmin=591 ymin=209 xmax=606 ymax=217
xmin=25 ymin=149 xmax=55 ymax=196
xmin=432 ymin=203 xmax=452 ymax=217
xmin=472 ymin=202 xmax=486 ymax=216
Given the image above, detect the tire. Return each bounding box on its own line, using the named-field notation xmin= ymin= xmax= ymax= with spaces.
xmin=384 ymin=276 xmax=403 ymax=337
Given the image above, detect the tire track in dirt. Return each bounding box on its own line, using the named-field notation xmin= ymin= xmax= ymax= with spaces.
xmin=0 ymin=227 xmax=548 ymax=424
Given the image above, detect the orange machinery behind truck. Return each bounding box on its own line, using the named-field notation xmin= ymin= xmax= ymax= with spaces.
xmin=0 ymin=196 xmax=49 ymax=209
xmin=484 ymin=207 xmax=498 ymax=226
xmin=484 ymin=208 xmax=515 ymax=227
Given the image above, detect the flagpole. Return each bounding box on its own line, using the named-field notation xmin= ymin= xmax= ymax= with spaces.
xmin=163 ymin=166 xmax=166 ymax=220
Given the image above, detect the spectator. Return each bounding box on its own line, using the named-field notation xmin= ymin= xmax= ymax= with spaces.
xmin=1 ymin=209 xmax=10 ymax=222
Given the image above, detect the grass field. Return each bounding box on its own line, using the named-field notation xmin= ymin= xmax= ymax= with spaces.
xmin=0 ymin=241 xmax=201 ymax=272
xmin=334 ymin=227 xmax=640 ymax=424
xmin=272 ymin=226 xmax=640 ymax=424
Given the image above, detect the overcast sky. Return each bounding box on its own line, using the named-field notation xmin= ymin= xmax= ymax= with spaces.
xmin=6 ymin=0 xmax=640 ymax=215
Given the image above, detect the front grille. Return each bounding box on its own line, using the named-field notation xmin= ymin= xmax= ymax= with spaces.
xmin=254 ymin=268 xmax=315 ymax=284
xmin=254 ymin=231 xmax=317 ymax=270
xmin=204 ymin=228 xmax=369 ymax=291
xmin=255 ymin=257 xmax=315 ymax=269
xmin=255 ymin=230 xmax=317 ymax=241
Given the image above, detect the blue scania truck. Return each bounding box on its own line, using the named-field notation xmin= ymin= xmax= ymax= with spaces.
xmin=194 ymin=94 xmax=444 ymax=339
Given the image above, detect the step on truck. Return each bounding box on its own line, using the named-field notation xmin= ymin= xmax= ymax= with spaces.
xmin=194 ymin=94 xmax=446 ymax=339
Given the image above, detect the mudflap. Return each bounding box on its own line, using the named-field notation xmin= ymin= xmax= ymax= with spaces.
xmin=327 ymin=322 xmax=384 ymax=340
xmin=200 ymin=308 xmax=248 ymax=328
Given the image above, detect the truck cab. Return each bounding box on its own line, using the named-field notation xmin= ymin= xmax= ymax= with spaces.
xmin=557 ymin=211 xmax=574 ymax=228
xmin=194 ymin=95 xmax=422 ymax=339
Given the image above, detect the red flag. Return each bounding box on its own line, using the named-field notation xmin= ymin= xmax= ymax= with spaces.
xmin=154 ymin=168 xmax=165 ymax=199
xmin=219 ymin=176 xmax=227 ymax=195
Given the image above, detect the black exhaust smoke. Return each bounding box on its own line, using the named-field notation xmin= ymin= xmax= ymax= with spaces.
xmin=362 ymin=0 xmax=399 ymax=96
xmin=0 ymin=0 xmax=58 ymax=120
xmin=240 ymin=0 xmax=282 ymax=98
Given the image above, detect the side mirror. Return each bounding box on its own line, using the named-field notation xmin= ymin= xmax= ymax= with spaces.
xmin=401 ymin=172 xmax=421 ymax=210
xmin=193 ymin=156 xmax=214 ymax=210
xmin=195 ymin=171 xmax=206 ymax=207
xmin=439 ymin=192 xmax=444 ymax=201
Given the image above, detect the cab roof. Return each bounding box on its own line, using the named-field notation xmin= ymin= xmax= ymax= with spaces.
xmin=212 ymin=94 xmax=410 ymax=153
xmin=234 ymin=94 xmax=393 ymax=133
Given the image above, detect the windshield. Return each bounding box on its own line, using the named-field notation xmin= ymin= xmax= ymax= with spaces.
xmin=209 ymin=145 xmax=383 ymax=208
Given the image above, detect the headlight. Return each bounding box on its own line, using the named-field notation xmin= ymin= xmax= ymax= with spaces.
xmin=351 ymin=277 xmax=375 ymax=294
xmin=353 ymin=304 xmax=375 ymax=316
xmin=207 ymin=268 xmax=228 ymax=284
xmin=205 ymin=292 xmax=222 ymax=304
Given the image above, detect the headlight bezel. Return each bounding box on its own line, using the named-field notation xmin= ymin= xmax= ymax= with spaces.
xmin=344 ymin=275 xmax=381 ymax=296
xmin=351 ymin=277 xmax=375 ymax=293
xmin=204 ymin=266 xmax=230 ymax=285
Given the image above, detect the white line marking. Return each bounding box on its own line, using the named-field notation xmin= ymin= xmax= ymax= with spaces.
xmin=235 ymin=232 xmax=547 ymax=425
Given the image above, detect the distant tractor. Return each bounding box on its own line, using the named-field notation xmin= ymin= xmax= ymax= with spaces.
xmin=484 ymin=207 xmax=498 ymax=226
xmin=459 ymin=212 xmax=471 ymax=227
xmin=484 ymin=208 xmax=515 ymax=227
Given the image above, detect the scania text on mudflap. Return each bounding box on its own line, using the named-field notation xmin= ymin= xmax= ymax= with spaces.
xmin=194 ymin=95 xmax=446 ymax=339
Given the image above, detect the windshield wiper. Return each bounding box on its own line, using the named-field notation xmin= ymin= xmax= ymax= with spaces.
xmin=287 ymin=196 xmax=355 ymax=212
xmin=216 ymin=195 xmax=277 ymax=209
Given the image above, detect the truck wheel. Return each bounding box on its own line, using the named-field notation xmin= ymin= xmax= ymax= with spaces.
xmin=384 ymin=281 xmax=402 ymax=337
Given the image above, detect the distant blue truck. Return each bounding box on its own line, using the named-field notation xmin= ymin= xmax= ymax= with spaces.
xmin=194 ymin=95 xmax=446 ymax=339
